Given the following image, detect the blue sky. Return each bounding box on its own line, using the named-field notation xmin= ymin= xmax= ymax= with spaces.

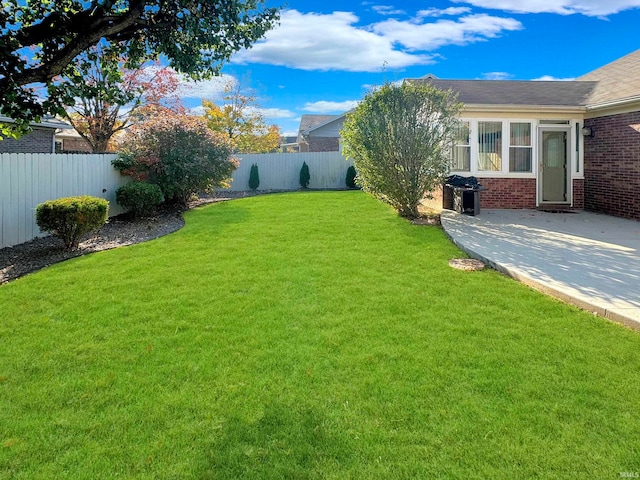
xmin=180 ymin=0 xmax=640 ymax=136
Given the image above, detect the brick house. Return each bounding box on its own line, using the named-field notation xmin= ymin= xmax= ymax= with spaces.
xmin=297 ymin=114 xmax=343 ymax=152
xmin=0 ymin=116 xmax=72 ymax=153
xmin=55 ymin=128 xmax=93 ymax=153
xmin=415 ymin=49 xmax=640 ymax=221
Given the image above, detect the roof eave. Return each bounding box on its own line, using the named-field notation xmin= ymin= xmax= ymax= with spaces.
xmin=0 ymin=115 xmax=72 ymax=130
xmin=586 ymin=95 xmax=640 ymax=112
xmin=463 ymin=103 xmax=587 ymax=114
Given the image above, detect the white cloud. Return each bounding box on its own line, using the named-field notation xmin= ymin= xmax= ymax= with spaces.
xmin=232 ymin=9 xmax=523 ymax=72
xmin=453 ymin=0 xmax=640 ymax=16
xmin=302 ymin=100 xmax=360 ymax=113
xmin=372 ymin=5 xmax=407 ymax=15
xmin=258 ymin=107 xmax=298 ymax=119
xmin=418 ymin=7 xmax=472 ymax=17
xmin=532 ymin=75 xmax=576 ymax=81
xmin=372 ymin=14 xmax=522 ymax=50
xmin=232 ymin=10 xmax=432 ymax=72
xmin=177 ymin=74 xmax=236 ymax=99
xmin=482 ymin=71 xmax=513 ymax=79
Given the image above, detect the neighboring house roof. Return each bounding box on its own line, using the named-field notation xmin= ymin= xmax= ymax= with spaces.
xmin=578 ymin=49 xmax=640 ymax=107
xmin=297 ymin=114 xmax=340 ymax=142
xmin=410 ymin=79 xmax=597 ymax=108
xmin=55 ymin=127 xmax=86 ymax=140
xmin=0 ymin=115 xmax=72 ymax=130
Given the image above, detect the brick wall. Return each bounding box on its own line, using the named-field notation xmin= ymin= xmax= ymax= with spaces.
xmin=308 ymin=136 xmax=340 ymax=152
xmin=0 ymin=128 xmax=54 ymax=153
xmin=60 ymin=137 xmax=92 ymax=153
xmin=584 ymin=112 xmax=640 ymax=221
xmin=572 ymin=179 xmax=584 ymax=209
xmin=475 ymin=178 xmax=537 ymax=209
xmin=426 ymin=177 xmax=585 ymax=211
xmin=425 ymin=179 xmax=535 ymax=210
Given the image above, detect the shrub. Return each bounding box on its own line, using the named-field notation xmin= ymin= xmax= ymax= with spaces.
xmin=346 ymin=165 xmax=358 ymax=189
xmin=36 ymin=196 xmax=109 ymax=250
xmin=116 ymin=182 xmax=165 ymax=218
xmin=341 ymin=82 xmax=463 ymax=218
xmin=114 ymin=111 xmax=238 ymax=205
xmin=299 ymin=161 xmax=310 ymax=189
xmin=248 ymin=163 xmax=260 ymax=191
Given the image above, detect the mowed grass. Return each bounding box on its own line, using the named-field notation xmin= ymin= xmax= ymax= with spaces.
xmin=1 ymin=191 xmax=639 ymax=479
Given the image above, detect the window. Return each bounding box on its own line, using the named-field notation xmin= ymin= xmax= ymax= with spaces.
xmin=451 ymin=122 xmax=470 ymax=171
xmin=509 ymin=122 xmax=532 ymax=172
xmin=478 ymin=122 xmax=502 ymax=171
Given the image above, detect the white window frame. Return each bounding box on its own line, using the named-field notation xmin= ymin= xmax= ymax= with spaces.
xmin=450 ymin=121 xmax=471 ymax=172
xmin=508 ymin=121 xmax=534 ymax=174
xmin=453 ymin=117 xmax=583 ymax=179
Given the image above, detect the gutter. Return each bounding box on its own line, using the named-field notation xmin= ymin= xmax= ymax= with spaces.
xmin=585 ymin=95 xmax=640 ymax=111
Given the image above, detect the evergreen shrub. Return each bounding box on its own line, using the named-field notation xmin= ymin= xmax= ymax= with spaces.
xmin=116 ymin=182 xmax=165 ymax=218
xmin=299 ymin=161 xmax=310 ymax=189
xmin=36 ymin=196 xmax=109 ymax=250
xmin=249 ymin=163 xmax=260 ymax=190
xmin=346 ymin=165 xmax=357 ymax=189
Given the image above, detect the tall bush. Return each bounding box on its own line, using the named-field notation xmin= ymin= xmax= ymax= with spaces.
xmin=341 ymin=82 xmax=463 ymax=218
xmin=299 ymin=161 xmax=310 ymax=189
xmin=36 ymin=196 xmax=108 ymax=250
xmin=114 ymin=110 xmax=238 ymax=205
xmin=248 ymin=163 xmax=260 ymax=191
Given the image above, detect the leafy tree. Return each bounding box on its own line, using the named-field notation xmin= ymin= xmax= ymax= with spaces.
xmin=0 ymin=0 xmax=279 ymax=136
xmin=299 ymin=162 xmax=311 ymax=189
xmin=203 ymin=80 xmax=281 ymax=153
xmin=249 ymin=164 xmax=260 ymax=191
xmin=341 ymin=82 xmax=463 ymax=218
xmin=114 ymin=110 xmax=238 ymax=205
xmin=58 ymin=46 xmax=184 ymax=152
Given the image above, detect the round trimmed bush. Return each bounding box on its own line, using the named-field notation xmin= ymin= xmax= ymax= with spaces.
xmin=116 ymin=181 xmax=165 ymax=218
xmin=36 ymin=196 xmax=109 ymax=250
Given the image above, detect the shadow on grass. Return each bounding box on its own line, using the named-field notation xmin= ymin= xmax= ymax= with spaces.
xmin=202 ymin=402 xmax=354 ymax=478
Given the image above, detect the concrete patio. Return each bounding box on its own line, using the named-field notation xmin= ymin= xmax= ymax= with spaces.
xmin=441 ymin=209 xmax=640 ymax=329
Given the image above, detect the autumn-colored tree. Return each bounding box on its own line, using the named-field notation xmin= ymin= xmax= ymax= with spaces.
xmin=114 ymin=110 xmax=238 ymax=205
xmin=56 ymin=45 xmax=184 ymax=152
xmin=203 ymin=80 xmax=281 ymax=153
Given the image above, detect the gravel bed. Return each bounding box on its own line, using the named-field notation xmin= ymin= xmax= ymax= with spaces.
xmin=0 ymin=191 xmax=273 ymax=285
xmin=0 ymin=189 xmax=334 ymax=284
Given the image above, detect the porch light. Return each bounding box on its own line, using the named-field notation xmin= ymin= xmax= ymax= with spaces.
xmin=581 ymin=126 xmax=593 ymax=137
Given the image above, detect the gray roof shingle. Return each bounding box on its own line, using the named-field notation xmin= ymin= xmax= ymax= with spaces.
xmin=578 ymin=49 xmax=640 ymax=105
xmin=409 ymin=79 xmax=597 ymax=107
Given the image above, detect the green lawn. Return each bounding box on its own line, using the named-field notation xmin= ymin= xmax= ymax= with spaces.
xmin=1 ymin=191 xmax=639 ymax=479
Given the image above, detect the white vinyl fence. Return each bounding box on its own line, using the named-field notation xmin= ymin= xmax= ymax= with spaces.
xmin=0 ymin=153 xmax=127 ymax=248
xmin=0 ymin=151 xmax=354 ymax=249
xmin=227 ymin=151 xmax=353 ymax=191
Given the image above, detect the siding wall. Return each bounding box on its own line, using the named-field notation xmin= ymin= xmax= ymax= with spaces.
xmin=584 ymin=112 xmax=640 ymax=221
xmin=0 ymin=153 xmax=127 ymax=248
xmin=226 ymin=152 xmax=352 ymax=191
